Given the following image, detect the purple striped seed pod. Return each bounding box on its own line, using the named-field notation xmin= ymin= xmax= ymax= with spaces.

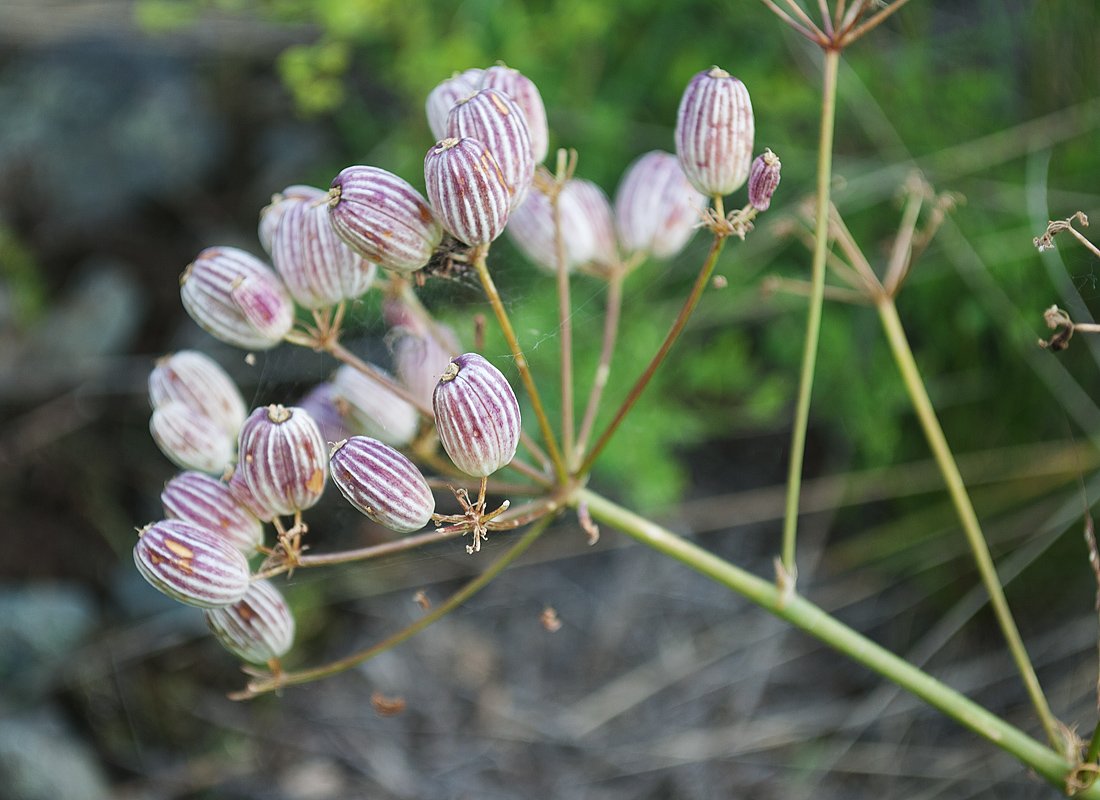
xmin=297 ymin=381 xmax=354 ymax=445
xmin=479 ymin=64 xmax=549 ymax=164
xmin=331 ymin=365 xmax=419 ymax=448
xmin=237 ymin=405 xmax=327 ymax=517
xmin=227 ymin=463 xmax=275 ymax=523
xmin=748 ymin=149 xmax=781 ymax=212
xmin=675 ymin=67 xmax=754 ymax=198
xmin=614 ymin=150 xmax=707 ymax=260
xmin=506 ymin=179 xmax=615 ymax=275
xmin=150 ymin=402 xmax=235 ymax=475
xmin=204 ymin=579 xmax=295 ymax=664
xmin=180 ymin=247 xmax=295 ymax=350
xmin=426 ymin=70 xmax=482 ymax=141
xmin=149 ymin=350 xmax=247 ymax=438
xmin=330 ymin=436 xmax=435 ymax=533
xmin=425 ymin=138 xmax=511 ymax=246
xmin=259 ymin=185 xmax=325 ymax=256
xmin=161 ymin=471 xmax=264 ymax=554
xmin=270 ymin=185 xmax=377 ymax=308
xmin=566 ymin=179 xmax=618 ymax=273
xmin=447 ymin=89 xmax=535 ymax=210
xmin=328 ymin=166 xmax=443 ymax=274
xmin=433 ymin=353 xmax=521 ymax=477
xmin=133 ymin=519 xmax=251 ymax=609
xmin=391 ymin=326 xmax=458 ymax=409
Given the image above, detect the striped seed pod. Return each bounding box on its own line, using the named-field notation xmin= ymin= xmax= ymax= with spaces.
xmin=447 ymin=89 xmax=534 ymax=210
xmin=433 ymin=353 xmax=521 ymax=477
xmin=149 ymin=350 xmax=247 ymax=438
xmin=565 ymin=179 xmax=618 ymax=274
xmin=259 ymin=185 xmax=324 ymax=256
xmin=424 ymin=137 xmax=511 ymax=246
xmin=479 ymin=64 xmax=549 ymax=164
xmin=674 ymin=67 xmax=754 ymax=198
xmin=328 ymin=166 xmax=443 ymax=274
xmin=426 ymin=69 xmax=482 ymax=141
xmin=297 ymin=381 xmax=354 ymax=445
xmin=506 ymin=179 xmax=615 ymax=275
xmin=614 ymin=150 xmax=707 ymax=259
xmin=133 ymin=519 xmax=251 ymax=608
xmin=150 ymin=401 xmax=235 ymax=475
xmin=180 ymin=247 xmax=295 ymax=350
xmin=161 ymin=471 xmax=264 ymax=554
xmin=748 ymin=149 xmax=781 ymax=212
xmin=330 ymin=436 xmax=435 ymax=533
xmin=391 ymin=325 xmax=458 ymax=409
xmin=237 ymin=405 xmax=327 ymax=517
xmin=227 ymin=462 xmax=275 ymax=523
xmin=331 ymin=364 xmax=420 ymax=448
xmin=204 ymin=579 xmax=295 ymax=664
xmin=270 ymin=184 xmax=377 ymax=308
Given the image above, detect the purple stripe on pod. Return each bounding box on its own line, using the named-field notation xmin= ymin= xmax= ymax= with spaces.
xmin=162 ymin=471 xmax=264 ymax=554
xmin=204 ymin=579 xmax=295 ymax=663
xmin=674 ymin=67 xmax=754 ymax=198
xmin=426 ymin=70 xmax=482 ymax=142
xmin=151 ymin=401 xmax=234 ymax=475
xmin=331 ymin=364 xmax=419 ymax=448
xmin=506 ymin=179 xmax=615 ymax=276
xmin=180 ymin=247 xmax=294 ymax=350
xmin=270 ymin=184 xmax=376 ymax=308
xmin=149 ymin=350 xmax=247 ymax=438
xmin=297 ymin=381 xmax=354 ymax=445
xmin=133 ymin=519 xmax=251 ymax=609
xmin=259 ymin=185 xmax=326 ymax=256
xmin=227 ymin=463 xmax=275 ymax=523
xmin=328 ymin=166 xmax=443 ymax=274
xmin=433 ymin=353 xmax=521 ymax=477
xmin=425 ymin=137 xmax=511 ymax=246
xmin=237 ymin=405 xmax=328 ymax=517
xmin=391 ymin=324 xmax=458 ymax=409
xmin=614 ymin=150 xmax=707 ymax=260
xmin=330 ymin=436 xmax=435 ymax=533
xmin=479 ymin=64 xmax=549 ymax=164
xmin=447 ymin=89 xmax=534 ymax=210
xmin=748 ymin=149 xmax=781 ymax=212
xmin=564 ymin=179 xmax=617 ymax=274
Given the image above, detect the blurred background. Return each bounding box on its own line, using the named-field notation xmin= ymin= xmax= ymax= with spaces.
xmin=2 ymin=0 xmax=1100 ymax=797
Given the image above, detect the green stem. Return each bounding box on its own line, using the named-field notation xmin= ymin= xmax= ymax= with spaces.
xmin=876 ymin=296 xmax=1061 ymax=749
xmin=553 ymin=193 xmax=575 ymax=462
xmin=577 ymin=234 xmax=726 ymax=476
xmin=574 ymin=272 xmax=624 ymax=464
xmin=781 ymin=47 xmax=840 ymax=580
xmin=577 ymin=488 xmax=1086 ymax=794
xmin=472 ymin=247 xmax=569 ymax=483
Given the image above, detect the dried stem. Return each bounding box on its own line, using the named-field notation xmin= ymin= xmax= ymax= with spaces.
xmin=574 ymin=272 xmax=624 ymax=464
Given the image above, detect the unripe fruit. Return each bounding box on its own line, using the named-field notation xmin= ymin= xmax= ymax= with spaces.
xmin=150 ymin=401 xmax=234 ymax=475
xmin=426 ymin=70 xmax=482 ymax=141
xmin=330 ymin=436 xmax=435 ymax=533
xmin=133 ymin=519 xmax=251 ymax=608
xmin=479 ymin=64 xmax=549 ymax=164
xmin=506 ymin=179 xmax=615 ymax=275
xmin=331 ymin=364 xmax=419 ymax=448
xmin=297 ymin=381 xmax=354 ymax=445
xmin=565 ymin=179 xmax=618 ymax=272
xmin=675 ymin=67 xmax=754 ymax=198
xmin=259 ymin=185 xmax=323 ymax=256
xmin=227 ymin=463 xmax=275 ymax=523
xmin=237 ymin=405 xmax=327 ymax=517
xmin=392 ymin=326 xmax=458 ymax=409
xmin=204 ymin=579 xmax=295 ymax=664
xmin=180 ymin=247 xmax=295 ymax=350
xmin=614 ymin=150 xmax=707 ymax=259
xmin=149 ymin=350 xmax=246 ymax=438
xmin=748 ymin=149 xmax=781 ymax=212
xmin=328 ymin=166 xmax=443 ymax=274
xmin=447 ymin=89 xmax=535 ymax=210
xmin=425 ymin=137 xmax=511 ymax=246
xmin=433 ymin=353 xmax=521 ymax=477
xmin=161 ymin=471 xmax=264 ymax=554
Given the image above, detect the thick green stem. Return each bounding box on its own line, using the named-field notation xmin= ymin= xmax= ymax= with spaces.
xmin=876 ymin=296 xmax=1061 ymax=749
xmin=781 ymin=48 xmax=840 ymax=580
xmin=577 ymin=488 xmax=1087 ymax=794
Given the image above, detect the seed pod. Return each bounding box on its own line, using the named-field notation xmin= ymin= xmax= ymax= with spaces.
xmin=748 ymin=149 xmax=781 ymax=212
xmin=297 ymin=381 xmax=354 ymax=445
xmin=675 ymin=67 xmax=754 ymax=198
xmin=447 ymin=89 xmax=534 ymax=210
xmin=425 ymin=137 xmax=511 ymax=246
xmin=180 ymin=247 xmax=295 ymax=350
xmin=204 ymin=579 xmax=295 ymax=664
xmin=237 ymin=405 xmax=327 ymax=516
xmin=391 ymin=326 xmax=458 ymax=409
xmin=150 ymin=401 xmax=234 ymax=475
xmin=161 ymin=471 xmax=264 ymax=554
xmin=433 ymin=353 xmax=520 ymax=477
xmin=506 ymin=179 xmax=614 ymax=275
xmin=614 ymin=150 xmax=707 ymax=259
xmin=565 ymin=179 xmax=618 ymax=273
xmin=479 ymin=64 xmax=549 ymax=164
xmin=259 ymin=185 xmax=324 ymax=256
xmin=331 ymin=365 xmax=419 ymax=448
xmin=133 ymin=519 xmax=251 ymax=609
xmin=330 ymin=436 xmax=435 ymax=533
xmin=328 ymin=166 xmax=443 ymax=274
xmin=269 ymin=184 xmax=377 ymax=308
xmin=149 ymin=350 xmax=247 ymax=438
xmin=426 ymin=70 xmax=482 ymax=141
xmin=227 ymin=462 xmax=275 ymax=523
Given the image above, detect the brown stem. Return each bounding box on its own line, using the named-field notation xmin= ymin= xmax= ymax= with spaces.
xmin=839 ymin=0 xmax=914 ymax=47
xmin=574 ymin=272 xmax=624 ymax=463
